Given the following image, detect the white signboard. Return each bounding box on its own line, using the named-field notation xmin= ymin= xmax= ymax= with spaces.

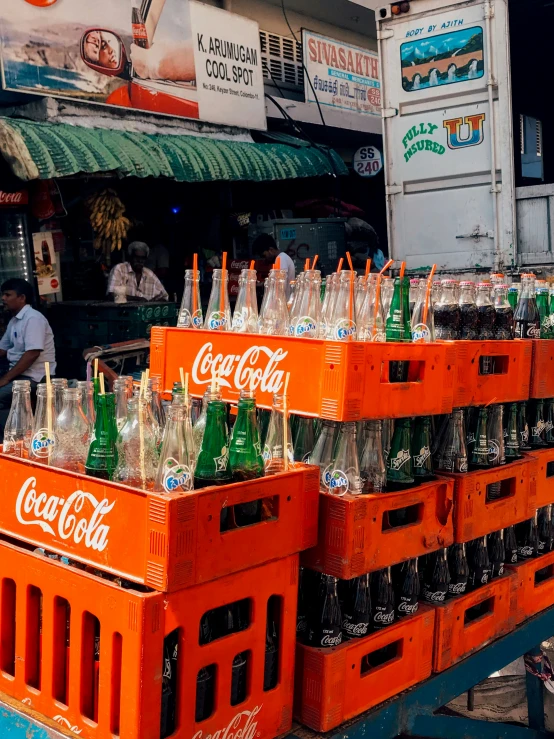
xmin=190 ymin=1 xmax=266 ymax=130
xmin=353 ymin=145 xmax=383 ymax=177
xmin=302 ymin=30 xmax=381 ymax=117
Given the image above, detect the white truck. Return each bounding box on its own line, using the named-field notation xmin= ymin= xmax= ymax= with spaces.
xmin=364 ymin=0 xmax=551 ymax=273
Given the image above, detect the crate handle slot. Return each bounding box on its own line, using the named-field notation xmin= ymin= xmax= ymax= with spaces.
xmin=534 ymin=563 xmax=554 ymax=588
xmin=381 ymin=504 xmax=422 ymax=532
xmin=485 ymin=476 xmax=516 ymax=504
xmin=477 ymin=355 xmax=509 ymax=376
xmin=463 ymin=595 xmax=495 ymax=627
xmin=546 ymin=460 xmax=554 ymax=479
xmin=220 ymin=496 xmax=279 ymax=533
xmin=360 ymin=638 xmax=403 ymax=676
xmin=1 ymin=577 xmax=16 ymax=677
xmin=380 ymin=360 xmax=425 ymax=385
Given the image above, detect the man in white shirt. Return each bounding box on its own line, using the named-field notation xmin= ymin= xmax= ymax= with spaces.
xmin=107 ymin=242 xmax=168 ymax=302
xmin=251 ymin=234 xmax=296 ymax=299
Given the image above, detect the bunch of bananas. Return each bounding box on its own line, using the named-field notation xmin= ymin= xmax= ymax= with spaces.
xmin=87 ymin=189 xmax=131 ymax=254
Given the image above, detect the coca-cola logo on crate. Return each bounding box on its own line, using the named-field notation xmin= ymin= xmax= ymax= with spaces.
xmin=192 ymin=342 xmax=288 ymax=394
xmin=191 ymin=705 xmax=262 ymax=739
xmin=15 ymin=477 xmax=115 ymax=551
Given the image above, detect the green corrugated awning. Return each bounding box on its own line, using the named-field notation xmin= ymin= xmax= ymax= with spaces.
xmin=0 ymin=117 xmax=347 ymax=183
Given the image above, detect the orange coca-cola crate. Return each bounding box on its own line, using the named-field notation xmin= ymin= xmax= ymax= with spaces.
xmin=150 ymin=327 xmax=456 ymax=420
xmin=294 ymin=606 xmax=435 ymax=732
xmin=302 ymin=477 xmax=454 ymax=579
xmin=530 ymin=339 xmax=554 ymax=399
xmin=432 ymin=572 xmax=517 ymax=673
xmin=451 ymin=339 xmax=532 ymax=407
xmin=443 ymin=457 xmax=536 ymax=543
xmin=0 ymin=450 xmax=318 ymax=591
xmin=528 ymin=448 xmax=554 ymax=508
xmin=0 ymin=537 xmax=298 ymax=739
xmin=508 ymin=549 xmax=554 ymax=624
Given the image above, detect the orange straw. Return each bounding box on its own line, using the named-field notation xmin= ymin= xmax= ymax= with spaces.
xmin=422 ymin=264 xmax=437 ymax=327
xmin=346 ymin=251 xmax=354 ymax=272
xmin=305 ymin=258 xmax=310 ymax=271
xmin=365 ymin=259 xmax=372 ymax=281
xmin=193 ymin=253 xmax=198 ymax=316
xmin=220 ymin=252 xmax=227 ymax=330
xmin=337 ymin=257 xmax=344 ymax=273
xmin=250 ymin=260 xmax=255 ymax=270
xmin=400 ymin=261 xmax=406 ymax=279
xmin=373 ymin=275 xmax=382 ymax=339
xmin=380 ymin=258 xmax=394 ymax=276
xmin=277 ymin=255 xmax=282 ymax=269
xmin=312 ymin=255 xmax=319 ymax=270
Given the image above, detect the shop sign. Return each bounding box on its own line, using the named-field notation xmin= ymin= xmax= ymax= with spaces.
xmin=0 ymin=0 xmax=266 ymax=130
xmin=32 ymin=231 xmax=61 ymax=296
xmin=353 ymin=145 xmax=383 ymax=177
xmin=302 ymin=30 xmax=381 ymax=117
xmin=0 ymin=190 xmax=28 ymax=206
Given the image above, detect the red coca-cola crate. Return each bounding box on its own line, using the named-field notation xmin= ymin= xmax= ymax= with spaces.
xmin=0 ymin=537 xmax=298 ymax=739
xmin=530 ymin=339 xmax=554 ymax=399
xmin=508 ymin=549 xmax=554 ymax=624
xmin=528 ymin=448 xmax=554 ymax=508
xmin=302 ymin=477 xmax=454 ymax=579
xmin=0 ymin=450 xmax=318 ymax=591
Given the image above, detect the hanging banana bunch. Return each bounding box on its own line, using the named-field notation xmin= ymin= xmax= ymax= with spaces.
xmin=87 ymin=189 xmax=131 ymax=256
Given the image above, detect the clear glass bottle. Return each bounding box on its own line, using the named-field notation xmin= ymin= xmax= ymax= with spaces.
xmin=263 ymin=393 xmax=294 ymax=475
xmin=30 ymin=383 xmax=56 ymax=462
xmin=380 ymin=277 xmax=395 ymax=322
xmin=359 ymin=274 xmax=385 ymax=342
xmin=155 ymin=403 xmax=193 ymax=493
xmin=232 ymin=268 xmax=259 ymax=333
xmin=178 ymin=269 xmax=203 ymax=329
xmin=409 ymin=278 xmax=421 ymax=316
xmin=50 ymin=388 xmax=90 ymax=473
xmin=171 ymin=390 xmax=196 ymax=472
xmin=320 ymin=273 xmax=338 ymax=339
xmin=411 ymin=279 xmax=435 ymax=342
xmin=3 ymin=379 xmax=33 ymax=458
xmin=114 ymin=397 xmax=158 ymax=490
xmin=77 ymin=380 xmax=96 ymax=430
xmin=325 ymin=422 xmax=361 ymax=495
xmin=52 ymin=378 xmax=68 ymax=422
xmin=293 ymin=416 xmax=315 ymax=463
xmin=356 ymin=275 xmax=369 ymax=317
xmin=359 ymin=419 xmax=386 ymax=494
xmin=327 ymin=271 xmax=357 ymax=341
xmin=204 ymin=268 xmax=231 ymax=331
xmin=148 ymin=377 xmax=166 ymax=432
xmin=310 ymin=420 xmax=339 ymax=490
xmin=113 ymin=377 xmax=129 ymax=432
xmin=258 ymin=269 xmax=289 ymax=336
xmin=290 ymin=269 xmax=321 ymax=338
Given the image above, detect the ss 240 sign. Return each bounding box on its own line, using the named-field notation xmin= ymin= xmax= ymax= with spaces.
xmin=353 ymin=146 xmax=383 ymax=177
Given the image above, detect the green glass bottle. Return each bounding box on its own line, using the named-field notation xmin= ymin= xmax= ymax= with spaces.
xmin=92 ymin=376 xmax=101 ymax=411
xmin=386 ymin=277 xmax=408 ymax=382
xmin=194 ymin=399 xmax=232 ymax=488
xmin=470 ymin=407 xmax=490 ymax=469
xmin=229 ymin=389 xmax=264 ymax=527
xmin=412 ymin=416 xmax=434 ymax=482
xmin=518 ymin=401 xmax=532 ymax=451
xmin=504 ymin=403 xmax=520 ymax=461
xmin=387 ymin=418 xmax=414 ymax=489
xmin=85 ymin=393 xmax=118 ymax=480
xmin=548 ymin=288 xmax=554 ymax=339
xmin=529 ymin=399 xmax=547 ymax=448
xmin=544 ymin=398 xmax=554 ymax=446
xmin=507 ymin=286 xmax=519 ymax=311
xmin=293 ymin=416 xmax=315 ymax=463
xmin=537 ymin=288 xmax=550 ymax=339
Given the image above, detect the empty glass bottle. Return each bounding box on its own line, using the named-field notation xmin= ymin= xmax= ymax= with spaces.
xmin=232 ymin=269 xmax=259 ymax=333
xmin=204 ymin=268 xmax=231 ymax=331
xmin=325 ymin=422 xmax=362 ymax=496
xmin=290 ymin=269 xmax=321 ymax=338
xmin=114 ymin=397 xmax=157 ymax=489
xmin=319 ymin=274 xmax=337 ymax=339
xmin=52 ymin=378 xmax=68 ymax=422
xmin=3 ymin=379 xmax=33 ymax=458
xmin=263 ymin=393 xmax=294 ymax=475
xmin=30 ymin=383 xmax=56 ymax=462
xmin=77 ymin=380 xmax=96 ymax=430
xmin=436 ymin=408 xmax=468 ymax=473
xmin=529 ymin=400 xmax=547 ymax=448
xmin=148 ymin=377 xmax=166 ymax=433
xmin=51 ymin=387 xmax=90 ymax=473
xmin=293 ymin=416 xmax=315 ymax=463
xmin=86 ymin=393 xmax=118 ymax=480
xmin=358 ymin=274 xmax=385 ymax=342
xmin=518 ymin=401 xmax=532 ymax=451
xmin=113 ymin=377 xmax=129 ymax=432
xmin=381 ymin=277 xmax=395 ymax=322
xmin=327 ymin=271 xmax=357 ymax=341
xmin=310 ymin=420 xmax=339 ymax=490
xmin=258 ymin=269 xmax=289 ymax=336
xmin=359 ymin=419 xmax=387 ymax=494
xmin=387 ymin=418 xmax=414 ymax=489
xmin=155 ymin=403 xmax=193 ymax=493
xmin=178 ymin=269 xmax=203 ymax=329
xmin=411 ymin=278 xmax=435 ymax=342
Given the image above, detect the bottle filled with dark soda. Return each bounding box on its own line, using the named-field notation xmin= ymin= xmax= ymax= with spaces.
xmin=434 ymin=280 xmax=461 ymax=340
xmin=486 ymin=405 xmax=506 ymax=501
xmin=459 ymin=281 xmax=479 ymax=340
xmin=468 ymin=536 xmax=491 ymax=590
xmin=504 ymin=403 xmax=520 ymax=460
xmin=394 ymin=558 xmax=420 ymax=618
xmin=513 ymin=273 xmax=541 ymax=339
xmin=476 ymin=283 xmax=496 ymax=340
xmin=504 ymin=526 xmax=518 ymax=564
xmin=487 ymin=531 xmax=505 ymax=578
xmin=493 ymin=284 xmax=514 ymax=340
xmin=516 ymin=514 xmax=538 ymax=561
xmin=341 ymin=573 xmax=371 ymax=639
xmin=447 ymin=543 xmax=469 ymax=597
xmin=422 ymin=548 xmax=450 ymax=603
xmin=371 ymin=567 xmax=396 ymax=629
xmin=308 ymin=574 xmax=343 ymax=648
xmin=538 ymin=505 xmax=554 ymax=555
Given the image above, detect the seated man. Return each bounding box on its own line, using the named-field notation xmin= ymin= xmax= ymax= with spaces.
xmin=0 ymin=278 xmax=56 ymax=434
xmin=107 ymin=241 xmax=169 ymax=302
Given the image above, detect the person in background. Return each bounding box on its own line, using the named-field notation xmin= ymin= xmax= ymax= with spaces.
xmin=0 ymin=278 xmax=56 ymax=434
xmin=107 ymin=241 xmax=168 ymax=302
xmin=251 ymin=233 xmax=295 ymax=299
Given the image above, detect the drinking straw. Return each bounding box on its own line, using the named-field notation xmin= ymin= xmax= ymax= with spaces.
xmin=185 ymin=373 xmax=189 ymax=405
xmin=380 ymin=258 xmax=394 ymax=276
xmin=250 ymin=260 xmax=255 ymax=270
xmin=337 ymin=257 xmax=344 ymax=273
xmin=138 ymin=371 xmax=146 ymax=488
xmin=99 ymin=373 xmax=105 ymax=395
xmin=283 ymin=372 xmax=290 ymax=472
xmin=373 ymin=275 xmax=382 ymax=340
xmin=422 ymin=264 xmax=437 ymax=327
xmin=45 ymin=361 xmax=52 ymax=464
xmin=193 ymin=253 xmax=198 ymax=318
xmin=180 ymin=367 xmax=185 ymax=389
xmin=94 ymin=357 xmax=98 ymax=379
xmin=346 ymin=252 xmax=354 ymax=339
xmin=400 ymin=261 xmax=406 ymax=279
xmin=305 ymin=258 xmax=310 ymax=271
xmin=277 ymin=255 xmax=282 ymax=269
xmin=312 ymin=255 xmax=319 ymax=270
xmin=220 ymin=252 xmax=227 ymax=330
xmin=485 ymin=396 xmax=498 ymax=408
xmin=365 ymin=259 xmax=372 ymax=282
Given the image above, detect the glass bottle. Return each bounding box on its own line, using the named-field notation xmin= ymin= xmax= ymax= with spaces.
xmin=409 ymin=278 xmax=421 ymax=315
xmin=319 ymin=274 xmax=337 ymax=339
xmin=134 ymin=387 xmax=162 ymax=448
xmin=359 ymin=419 xmax=387 ymax=494
xmin=290 ymin=269 xmax=321 ymax=338
xmin=52 ymin=378 xmax=68 ymax=422
xmin=487 ymin=404 xmax=506 ymax=501
xmin=470 ymin=407 xmax=490 ymax=470
xmin=447 ymin=543 xmax=469 ymax=597
xmin=327 ymin=270 xmax=357 ymax=341
xmin=193 ymin=398 xmax=232 ymax=489
xmin=341 ymin=573 xmax=371 ymax=639
xmin=385 ymin=276 xmax=406 ymax=342
xmin=382 ymin=418 xmax=394 ymax=463
xmin=505 ymin=403 xmax=520 ymax=460
xmin=193 ymin=385 xmax=222 ymax=456
xmin=372 ymin=567 xmax=395 ymax=629
xmin=412 ymin=416 xmax=434 ymax=482
xmin=325 ymin=422 xmax=362 ymax=496
xmin=514 ymin=273 xmax=540 ymax=339
xmin=155 ymin=403 xmax=193 ymax=494
xmin=148 ymin=377 xmax=166 ymax=432
xmin=204 ymin=268 xmax=231 ymax=331
xmin=51 ymin=388 xmax=90 ymax=473
xmin=411 ymin=278 xmax=435 ymax=342
xmin=258 ymin=269 xmax=289 ymax=336
xmin=77 ymin=380 xmax=96 ymax=430
xmin=508 ymin=285 xmax=519 ymax=311
xmin=548 ymin=286 xmax=554 ymax=339
xmin=308 ymin=574 xmax=342 ymax=647
xmin=436 ymin=409 xmax=468 ymax=473
xmin=113 ymin=397 xmax=157 ymax=490
xmin=113 ymin=377 xmax=129 ymax=432
xmin=310 ymin=420 xmax=339 ymax=491
xmin=30 ymin=383 xmax=56 ymax=462
xmin=538 ymin=505 xmax=554 ymax=555
xmin=488 ymin=530 xmax=505 ymax=578
xmin=476 ymin=283 xmax=496 ymax=340
xmin=381 ymin=277 xmax=395 ymax=321
xmin=263 ymin=393 xmax=294 ymax=475
xmin=537 ymin=286 xmax=551 ymax=339
xmin=493 ymin=284 xmax=514 ymax=340
xmin=395 ymin=558 xmax=419 ymax=617
xmin=177 ymin=269 xmax=203 ymax=329
xmin=459 ymin=281 xmax=479 ymax=340
xmin=434 ymin=280 xmax=461 ymax=340
xmin=3 ymin=379 xmax=33 ymax=458
xmin=359 ymin=274 xmax=385 ymax=342
xmin=518 ymin=401 xmax=532 ymax=451
xmin=387 ymin=418 xmax=414 ymax=489
xmin=504 ymin=526 xmax=518 ymax=564
xmin=171 ymin=391 xmax=196 ymax=472
xmin=529 ymin=399 xmax=547 ymax=448
xmin=468 ymin=536 xmax=491 ymax=590
xmin=293 ymin=416 xmax=315 ymax=464
xmin=229 ymin=389 xmax=264 ymax=482
xmin=356 ymin=275 xmax=369 ymax=316
xmin=545 ymin=399 xmax=554 ymax=446
xmin=422 ymin=548 xmax=450 ymax=603
xmin=232 ymin=268 xmax=259 ymax=333
xmin=516 ymin=514 xmax=538 ymax=560
xmin=85 ymin=393 xmax=119 ymax=480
